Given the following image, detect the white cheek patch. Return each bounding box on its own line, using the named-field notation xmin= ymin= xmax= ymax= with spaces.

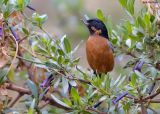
xmin=91 ymin=26 xmax=102 ymax=35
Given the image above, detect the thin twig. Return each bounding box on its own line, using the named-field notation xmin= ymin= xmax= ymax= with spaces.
xmin=9 ymin=93 xmax=24 ymax=107
xmin=120 ymin=47 xmax=137 ymax=58
xmin=5 ymin=83 xmax=30 ymax=94
xmin=126 ymin=94 xmax=138 ymax=100
xmin=155 ymin=77 xmax=160 ymax=80
xmin=149 ymin=99 xmax=160 ymax=103
xmin=135 ymin=99 xmax=160 ymax=103
xmin=86 ymin=107 xmax=106 ymax=114
xmin=38 ymin=100 xmax=50 ymax=109
xmin=18 ymin=36 xmax=28 ymax=44
xmin=137 ymin=88 xmax=147 ymax=114
xmin=143 ymin=89 xmax=160 ymax=100
xmin=126 ymin=52 xmax=137 ymax=58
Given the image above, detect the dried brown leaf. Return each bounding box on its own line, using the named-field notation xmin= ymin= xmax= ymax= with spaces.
xmin=0 ymin=85 xmax=8 ymax=96
xmin=0 ymin=47 xmax=9 ymax=68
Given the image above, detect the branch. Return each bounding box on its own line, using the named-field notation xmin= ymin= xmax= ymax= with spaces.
xmin=143 ymin=88 xmax=160 ymax=100
xmin=126 ymin=51 xmax=137 ymax=58
xmin=155 ymin=77 xmax=160 ymax=80
xmin=135 ymin=99 xmax=160 ymax=103
xmin=137 ymin=88 xmax=147 ymax=114
xmin=18 ymin=36 xmax=28 ymax=44
xmin=5 ymin=83 xmax=30 ymax=94
xmin=149 ymin=99 xmax=160 ymax=103
xmin=5 ymin=83 xmax=72 ymax=111
xmin=126 ymin=94 xmax=138 ymax=100
xmin=86 ymin=107 xmax=106 ymax=114
xmin=9 ymin=93 xmax=24 ymax=107
xmin=120 ymin=47 xmax=137 ymax=58
xmin=38 ymin=100 xmax=50 ymax=109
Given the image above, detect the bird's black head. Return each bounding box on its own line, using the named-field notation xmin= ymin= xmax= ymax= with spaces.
xmin=83 ymin=18 xmax=109 ymax=39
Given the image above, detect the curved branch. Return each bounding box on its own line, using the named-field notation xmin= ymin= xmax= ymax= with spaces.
xmin=5 ymin=83 xmax=72 ymax=111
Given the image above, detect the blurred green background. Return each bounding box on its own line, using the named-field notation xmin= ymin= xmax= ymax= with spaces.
xmin=29 ymin=0 xmax=142 ymax=69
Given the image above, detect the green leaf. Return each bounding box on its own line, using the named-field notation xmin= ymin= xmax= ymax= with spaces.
xmin=51 ymin=94 xmax=71 ymax=109
xmin=71 ymin=87 xmax=80 ymax=103
xmin=130 ymin=73 xmax=137 ymax=86
xmin=137 ymin=16 xmax=146 ymax=28
xmin=144 ymin=13 xmax=150 ymax=28
xmin=150 ymin=67 xmax=157 ymax=77
xmin=119 ymin=0 xmax=135 ymax=16
xmin=41 ymin=37 xmax=47 ymax=45
xmin=24 ymin=0 xmax=30 ymax=6
xmin=71 ymin=57 xmax=80 ymax=66
xmin=22 ymin=28 xmax=29 ymax=36
xmin=106 ymin=16 xmax=113 ymax=38
xmin=63 ymin=98 xmax=72 ymax=107
xmin=7 ymin=66 xmax=14 ymax=81
xmin=37 ymin=45 xmax=48 ymax=54
xmin=123 ymin=102 xmax=130 ymax=112
xmin=135 ymin=70 xmax=147 ymax=80
xmin=3 ymin=0 xmax=9 ymax=5
xmin=63 ymin=58 xmax=70 ymax=64
xmin=45 ymin=62 xmax=60 ymax=69
xmin=124 ymin=21 xmax=132 ymax=33
xmin=57 ymin=49 xmax=65 ymax=56
xmin=127 ymin=0 xmax=135 ymax=15
xmin=27 ymin=80 xmax=38 ymax=99
xmin=4 ymin=11 xmax=10 ymax=19
xmin=105 ymin=76 xmax=111 ymax=90
xmin=63 ymin=36 xmax=71 ymax=53
xmin=0 ymin=69 xmax=7 ymax=84
xmin=117 ymin=75 xmax=126 ymax=87
xmin=17 ymin=0 xmax=23 ymax=5
xmin=113 ymin=74 xmax=122 ymax=86
xmin=28 ymin=98 xmax=35 ymax=114
xmin=15 ymin=0 xmax=24 ymax=11
xmin=57 ymin=56 xmax=64 ymax=64
xmin=97 ymin=9 xmax=105 ymax=22
xmin=51 ymin=45 xmax=56 ymax=53
xmin=111 ymin=38 xmax=118 ymax=45
xmin=32 ymin=13 xmax=48 ymax=28
xmin=62 ymin=78 xmax=69 ymax=95
xmin=119 ymin=0 xmax=127 ymax=8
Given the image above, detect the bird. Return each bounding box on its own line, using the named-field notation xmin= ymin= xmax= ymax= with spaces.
xmin=82 ymin=17 xmax=114 ymax=74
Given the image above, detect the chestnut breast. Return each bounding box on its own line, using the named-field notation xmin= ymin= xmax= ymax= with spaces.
xmin=86 ymin=35 xmax=114 ymax=73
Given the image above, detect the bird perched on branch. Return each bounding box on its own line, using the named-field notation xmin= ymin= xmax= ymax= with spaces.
xmin=83 ymin=17 xmax=114 ymax=74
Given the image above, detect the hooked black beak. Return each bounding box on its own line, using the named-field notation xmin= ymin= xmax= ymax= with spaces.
xmin=81 ymin=16 xmax=89 ymax=26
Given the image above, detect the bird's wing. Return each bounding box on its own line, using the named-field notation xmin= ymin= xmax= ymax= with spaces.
xmin=108 ymin=41 xmax=114 ymax=52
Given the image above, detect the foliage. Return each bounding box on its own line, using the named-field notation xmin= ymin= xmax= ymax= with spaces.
xmin=0 ymin=0 xmax=160 ymax=114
